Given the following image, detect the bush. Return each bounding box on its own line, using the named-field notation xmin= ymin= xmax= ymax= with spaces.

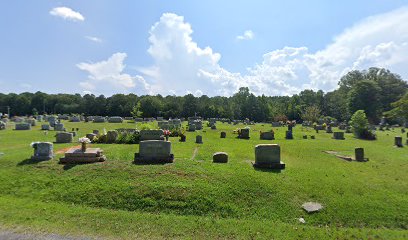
xmin=115 ymin=132 xmax=140 ymax=144
xmin=350 ymin=110 xmax=376 ymax=140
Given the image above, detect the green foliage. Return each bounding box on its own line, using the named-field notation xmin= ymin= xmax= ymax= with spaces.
xmin=385 ymin=92 xmax=408 ymax=120
xmin=350 ymin=110 xmax=376 ymax=140
xmin=115 ymin=132 xmax=140 ymax=144
xmin=1 ymin=67 xmax=407 ymax=125
xmin=131 ymin=102 xmax=143 ymax=118
xmin=301 ymin=105 xmax=321 ymax=122
xmin=348 ymin=80 xmax=381 ymax=122
xmin=138 ymin=123 xmax=155 ymax=130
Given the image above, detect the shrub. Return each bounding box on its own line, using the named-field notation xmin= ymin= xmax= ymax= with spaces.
xmin=115 ymin=132 xmax=140 ymax=144
xmin=350 ymin=110 xmax=376 ymax=140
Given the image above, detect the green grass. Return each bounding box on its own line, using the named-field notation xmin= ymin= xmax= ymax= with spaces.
xmin=0 ymin=121 xmax=407 ymax=239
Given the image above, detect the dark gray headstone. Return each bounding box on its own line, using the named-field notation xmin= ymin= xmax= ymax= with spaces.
xmin=213 ymin=152 xmax=228 ymax=163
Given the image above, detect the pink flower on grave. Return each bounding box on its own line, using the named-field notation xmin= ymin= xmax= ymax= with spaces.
xmin=163 ymin=130 xmax=171 ymax=136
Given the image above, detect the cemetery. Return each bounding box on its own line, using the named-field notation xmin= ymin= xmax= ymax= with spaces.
xmin=0 ymin=117 xmax=407 ymax=239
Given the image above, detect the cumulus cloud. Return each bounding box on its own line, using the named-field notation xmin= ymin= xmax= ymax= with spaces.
xmin=50 ymin=7 xmax=85 ymax=22
xmin=85 ymin=36 xmax=102 ymax=43
xmin=138 ymin=13 xmax=223 ymax=95
xmin=237 ymin=30 xmax=254 ymax=40
xmin=77 ymin=53 xmax=150 ymax=93
xmin=139 ymin=8 xmax=408 ymax=96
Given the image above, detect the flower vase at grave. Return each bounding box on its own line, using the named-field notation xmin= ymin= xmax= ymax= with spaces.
xmin=165 ymin=136 xmax=169 ymax=141
xmin=81 ymin=142 xmax=87 ymax=152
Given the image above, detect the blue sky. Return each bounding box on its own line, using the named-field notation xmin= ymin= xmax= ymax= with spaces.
xmin=1 ymin=0 xmax=407 ymax=96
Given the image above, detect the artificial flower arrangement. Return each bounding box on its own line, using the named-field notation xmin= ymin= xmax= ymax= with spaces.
xmin=78 ymin=137 xmax=91 ymax=152
xmin=163 ymin=130 xmax=172 ymax=141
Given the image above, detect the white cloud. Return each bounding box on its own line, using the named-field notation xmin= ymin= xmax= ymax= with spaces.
xmin=77 ymin=53 xmax=150 ymax=93
xmin=85 ymin=36 xmax=102 ymax=43
xmin=138 ymin=13 xmax=222 ymax=95
xmin=137 ymin=13 xmax=312 ymax=96
xmin=139 ymin=8 xmax=408 ymax=96
xmin=50 ymin=7 xmax=84 ymax=22
xmin=237 ymin=30 xmax=254 ymax=40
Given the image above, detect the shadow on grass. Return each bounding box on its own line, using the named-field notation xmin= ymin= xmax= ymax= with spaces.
xmin=251 ymin=162 xmax=283 ymax=173
xmin=252 ymin=167 xmax=283 ymax=173
xmin=133 ymin=161 xmax=174 ymax=166
xmin=17 ymin=158 xmax=50 ymax=166
xmin=62 ymin=164 xmax=78 ymax=171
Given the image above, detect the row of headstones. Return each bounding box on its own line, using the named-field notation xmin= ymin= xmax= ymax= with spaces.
xmin=30 ymin=139 xmax=369 ymax=168
xmin=135 ymin=117 xmax=186 ymax=122
xmin=188 ymin=120 xmax=203 ymax=131
xmin=135 ymin=138 xmax=285 ymax=169
xmin=236 ymin=128 xmax=345 ymax=140
xmin=157 ymin=119 xmax=182 ymax=129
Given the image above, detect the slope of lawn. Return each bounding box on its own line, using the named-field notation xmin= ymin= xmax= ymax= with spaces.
xmin=0 ymin=120 xmax=407 ymax=239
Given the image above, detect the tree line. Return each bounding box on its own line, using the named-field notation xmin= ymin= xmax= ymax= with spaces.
xmin=0 ymin=67 xmax=407 ymax=124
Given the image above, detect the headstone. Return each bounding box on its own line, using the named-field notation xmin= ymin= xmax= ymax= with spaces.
xmin=303 ymin=135 xmax=307 ymax=139
xmin=0 ymin=121 xmax=6 ymax=130
xmin=60 ymin=148 xmax=106 ymax=164
xmin=86 ymin=133 xmax=97 ymax=141
xmin=285 ymin=130 xmax=293 ymax=139
xmin=271 ymin=122 xmax=281 ymax=127
xmin=135 ymin=118 xmax=143 ymax=122
xmin=93 ymin=130 xmax=100 ymax=135
xmin=93 ymin=116 xmax=106 ymax=123
xmin=326 ymin=125 xmax=333 ymax=133
xmin=108 ymin=116 xmax=123 ymax=123
xmin=70 ymin=131 xmax=77 ymax=137
xmin=188 ymin=123 xmax=196 ymax=132
xmin=260 ymin=131 xmax=274 ymax=140
xmin=310 ymin=135 xmax=315 ymax=139
xmin=69 ymin=116 xmax=81 ymax=122
xmin=315 ymin=125 xmax=324 ymax=131
xmin=394 ymin=136 xmax=403 ymax=147
xmin=55 ymin=132 xmax=73 ymax=143
xmin=15 ymin=123 xmax=31 ymax=130
xmin=213 ymin=152 xmax=228 ymax=163
xmin=26 ymin=119 xmax=37 ymax=126
xmin=140 ymin=130 xmax=164 ymax=141
xmin=333 ymin=132 xmax=345 ymax=140
xmin=54 ymin=123 xmax=65 ymax=131
xmin=220 ymin=132 xmax=226 ymax=138
xmin=158 ymin=121 xmax=170 ymax=130
xmin=196 ymin=135 xmax=203 ymax=144
xmin=31 ymin=142 xmax=53 ymax=161
xmin=47 ymin=116 xmax=57 ymax=127
xmin=355 ymin=148 xmax=368 ymax=162
xmin=288 ymin=125 xmax=293 ymax=132
xmin=107 ymin=130 xmax=119 ymax=143
xmin=134 ymin=140 xmax=174 ymax=164
xmin=253 ymin=144 xmax=285 ymax=169
xmin=238 ymin=128 xmax=250 ymax=139
xmin=211 ymin=125 xmax=216 ymax=130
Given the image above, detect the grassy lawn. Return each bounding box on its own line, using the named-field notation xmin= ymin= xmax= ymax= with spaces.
xmin=0 ymin=121 xmax=407 ymax=239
